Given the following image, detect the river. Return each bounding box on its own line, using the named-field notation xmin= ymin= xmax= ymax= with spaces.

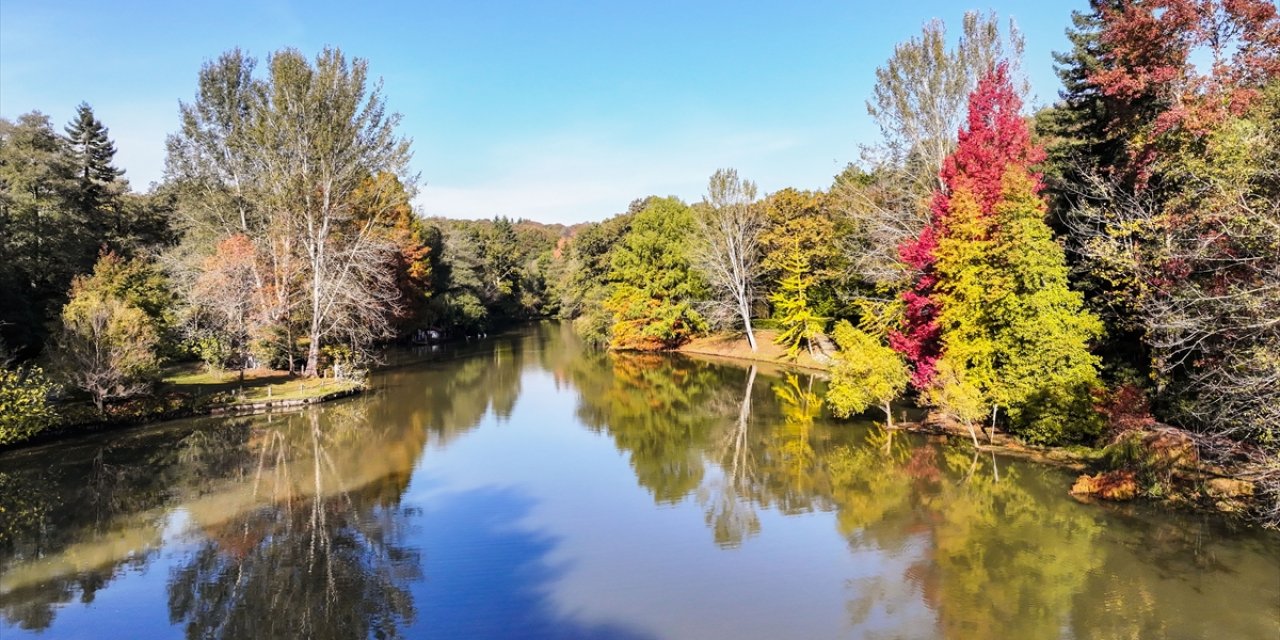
xmin=1 ymin=322 xmax=1277 ymax=639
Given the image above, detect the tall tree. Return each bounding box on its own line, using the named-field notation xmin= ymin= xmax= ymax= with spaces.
xmin=0 ymin=113 xmax=86 ymax=355
xmin=63 ymin=102 xmax=124 ymax=220
xmin=255 ymin=48 xmax=412 ymax=375
xmin=892 ymin=62 xmax=1046 ymax=388
xmin=769 ymin=244 xmax=823 ymax=358
xmin=693 ymin=168 xmax=765 ymax=351
xmin=165 ymin=48 xmax=414 ymax=376
xmin=606 ymin=197 xmax=707 ymax=351
xmin=899 ymin=64 xmax=1103 ymax=443
xmin=835 ymin=12 xmax=1024 ymax=289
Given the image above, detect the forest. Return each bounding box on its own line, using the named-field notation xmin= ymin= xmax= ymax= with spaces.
xmin=1 ymin=2 xmax=1277 ymax=523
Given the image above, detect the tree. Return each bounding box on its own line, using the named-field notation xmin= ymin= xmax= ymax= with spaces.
xmin=893 ymin=63 xmax=1104 ymax=444
xmin=189 ymin=234 xmax=259 ymax=375
xmin=606 ymin=197 xmax=707 ymax=350
xmin=1088 ymin=0 xmax=1280 ymax=181
xmin=166 ymin=48 xmax=414 ymax=376
xmin=53 ymin=259 xmax=161 ymax=411
xmin=923 ymin=357 xmax=988 ymax=447
xmin=255 ymin=48 xmax=412 ymax=376
xmin=561 ymin=208 xmax=636 ymax=347
xmin=693 ymin=168 xmax=765 ymax=351
xmin=933 ymin=172 xmax=1104 ymax=443
xmin=892 ymin=62 xmax=1048 ymax=389
xmin=759 ymin=187 xmax=841 ymax=314
xmin=63 ymin=102 xmax=124 ymax=220
xmin=865 ymin=11 xmax=1025 ymax=192
xmin=769 ymin=244 xmax=823 ymax=358
xmin=826 ymin=321 xmax=909 ymax=428
xmin=834 ymin=12 xmax=1023 ymax=289
xmin=1047 ymin=2 xmax=1280 ymax=445
xmin=0 ymin=112 xmax=88 ymax=355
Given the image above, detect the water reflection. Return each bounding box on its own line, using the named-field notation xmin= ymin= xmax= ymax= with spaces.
xmin=166 ymin=409 xmax=423 ymax=639
xmin=1 ymin=322 xmax=1277 ymax=639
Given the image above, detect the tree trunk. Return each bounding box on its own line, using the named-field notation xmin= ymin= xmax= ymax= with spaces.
xmin=305 ymin=336 xmax=320 ymax=378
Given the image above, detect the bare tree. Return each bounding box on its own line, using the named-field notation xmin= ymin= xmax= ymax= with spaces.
xmin=693 ymin=168 xmax=766 ymax=351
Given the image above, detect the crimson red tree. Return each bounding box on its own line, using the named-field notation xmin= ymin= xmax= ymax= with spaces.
xmin=890 ymin=62 xmax=1045 ymax=387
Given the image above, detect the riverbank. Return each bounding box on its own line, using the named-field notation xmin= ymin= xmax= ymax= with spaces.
xmin=679 ymin=330 xmax=1272 ymax=527
xmin=1 ymin=367 xmax=363 ymax=452
xmin=677 ymin=329 xmax=831 ymax=372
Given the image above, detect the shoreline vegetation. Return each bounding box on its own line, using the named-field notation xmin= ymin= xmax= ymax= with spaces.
xmin=0 ymin=367 xmax=363 ymax=453
xmin=673 ymin=330 xmax=1261 ymax=522
xmin=2 ymin=4 xmax=1278 ymax=529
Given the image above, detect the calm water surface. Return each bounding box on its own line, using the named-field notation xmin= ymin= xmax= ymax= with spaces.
xmin=1 ymin=323 xmax=1277 ymax=639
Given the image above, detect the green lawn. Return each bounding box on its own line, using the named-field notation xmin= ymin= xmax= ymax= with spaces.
xmin=163 ymin=365 xmax=361 ymax=405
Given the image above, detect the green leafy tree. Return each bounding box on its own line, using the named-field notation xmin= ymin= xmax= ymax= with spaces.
xmin=606 ymin=197 xmax=707 ymax=350
xmin=932 ymin=172 xmax=1104 ymax=443
xmin=53 ymin=259 xmax=161 ymax=411
xmin=759 ymin=188 xmax=842 ymax=315
xmin=826 ymin=321 xmax=909 ymax=427
xmin=0 ymin=366 xmax=58 ymax=445
xmin=0 ymin=112 xmax=88 ymax=355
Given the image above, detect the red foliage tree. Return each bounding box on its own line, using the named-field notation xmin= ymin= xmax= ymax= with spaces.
xmin=890 ymin=62 xmax=1044 ymax=388
xmin=1091 ymin=0 xmax=1280 ymax=178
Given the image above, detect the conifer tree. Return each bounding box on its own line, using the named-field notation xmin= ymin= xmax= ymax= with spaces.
xmin=769 ymin=244 xmax=822 ymax=359
xmin=64 ymin=102 xmax=123 ymax=218
xmin=891 ymin=62 xmax=1043 ymax=388
xmin=897 ymin=63 xmax=1104 ymax=443
xmin=605 ymin=197 xmax=707 ymax=350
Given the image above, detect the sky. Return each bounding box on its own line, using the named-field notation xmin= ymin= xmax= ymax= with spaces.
xmin=0 ymin=0 xmax=1085 ymax=224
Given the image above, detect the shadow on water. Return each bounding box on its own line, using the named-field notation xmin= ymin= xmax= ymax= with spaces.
xmin=408 ymin=486 xmax=658 ymax=640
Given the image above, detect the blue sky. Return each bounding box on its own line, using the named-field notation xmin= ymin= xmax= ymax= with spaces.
xmin=1 ymin=0 xmax=1084 ymax=224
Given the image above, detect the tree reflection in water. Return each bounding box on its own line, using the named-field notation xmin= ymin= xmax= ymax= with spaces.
xmin=167 ymin=408 xmax=422 ymax=640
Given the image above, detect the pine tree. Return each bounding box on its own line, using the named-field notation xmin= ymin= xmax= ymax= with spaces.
xmin=64 ymin=102 xmax=123 ymax=213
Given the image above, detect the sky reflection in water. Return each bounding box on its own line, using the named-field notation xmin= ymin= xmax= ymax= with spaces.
xmin=1 ymin=322 xmax=1277 ymax=639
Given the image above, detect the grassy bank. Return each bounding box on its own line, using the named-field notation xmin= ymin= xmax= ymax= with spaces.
xmin=3 ymin=366 xmax=363 ymax=451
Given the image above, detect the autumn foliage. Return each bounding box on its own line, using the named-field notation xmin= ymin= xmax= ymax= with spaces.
xmin=891 ymin=62 xmax=1046 ymax=388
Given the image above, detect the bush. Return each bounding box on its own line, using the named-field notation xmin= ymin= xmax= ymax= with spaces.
xmin=0 ymin=366 xmax=58 ymax=445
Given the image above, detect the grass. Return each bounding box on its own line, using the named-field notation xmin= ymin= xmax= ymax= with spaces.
xmin=163 ymin=364 xmax=361 ymax=406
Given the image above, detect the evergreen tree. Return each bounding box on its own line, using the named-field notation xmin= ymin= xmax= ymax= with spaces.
xmin=64 ymin=102 xmax=124 ymax=222
xmin=0 ymin=113 xmax=89 ymax=355
xmin=64 ymin=102 xmax=123 ymax=185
